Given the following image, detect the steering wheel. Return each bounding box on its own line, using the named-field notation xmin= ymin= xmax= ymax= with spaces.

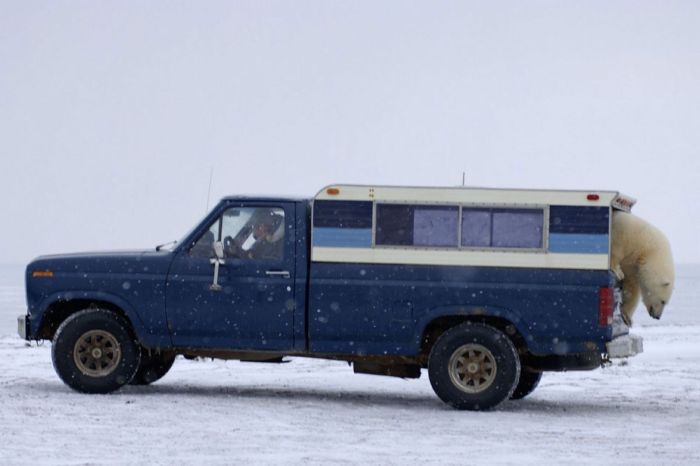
xmin=223 ymin=236 xmax=243 ymax=258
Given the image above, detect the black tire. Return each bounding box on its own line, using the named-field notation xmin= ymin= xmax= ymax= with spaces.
xmin=510 ymin=369 xmax=543 ymax=400
xmin=129 ymin=349 xmax=176 ymax=385
xmin=428 ymin=322 xmax=520 ymax=411
xmin=51 ymin=309 xmax=141 ymax=394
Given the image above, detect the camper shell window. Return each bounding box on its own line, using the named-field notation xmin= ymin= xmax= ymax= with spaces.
xmin=375 ymin=204 xmax=459 ymax=247
xmin=461 ymin=207 xmax=544 ymax=249
xmin=374 ymin=203 xmax=545 ymax=251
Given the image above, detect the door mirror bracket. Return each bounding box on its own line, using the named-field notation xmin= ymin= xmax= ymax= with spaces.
xmin=209 ymin=241 xmax=225 ymax=291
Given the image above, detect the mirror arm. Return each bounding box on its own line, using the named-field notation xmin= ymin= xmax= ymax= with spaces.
xmin=209 ymin=241 xmax=225 ymax=291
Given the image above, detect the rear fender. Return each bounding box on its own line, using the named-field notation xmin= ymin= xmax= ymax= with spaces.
xmin=416 ymin=304 xmax=530 ymax=349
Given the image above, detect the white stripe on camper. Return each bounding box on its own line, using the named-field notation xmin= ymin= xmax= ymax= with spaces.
xmin=312 ymin=247 xmax=609 ymax=270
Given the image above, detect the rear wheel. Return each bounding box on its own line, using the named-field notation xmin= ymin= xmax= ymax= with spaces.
xmin=130 ymin=350 xmax=176 ymax=385
xmin=428 ymin=322 xmax=520 ymax=410
xmin=510 ymin=369 xmax=543 ymax=400
xmin=52 ymin=309 xmax=141 ymax=394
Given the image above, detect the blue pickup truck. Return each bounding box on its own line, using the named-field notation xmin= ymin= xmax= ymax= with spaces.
xmin=18 ymin=184 xmax=642 ymax=410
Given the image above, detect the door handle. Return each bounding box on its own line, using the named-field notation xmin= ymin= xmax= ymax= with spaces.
xmin=265 ymin=270 xmax=290 ymax=278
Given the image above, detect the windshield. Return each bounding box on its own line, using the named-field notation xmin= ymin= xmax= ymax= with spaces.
xmin=156 ymin=213 xmax=213 ymax=252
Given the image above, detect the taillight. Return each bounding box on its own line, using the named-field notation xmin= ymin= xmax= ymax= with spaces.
xmin=599 ymin=287 xmax=614 ymax=326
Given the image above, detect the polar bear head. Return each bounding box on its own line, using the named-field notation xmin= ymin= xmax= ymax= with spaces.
xmin=638 ymin=243 xmax=675 ymax=320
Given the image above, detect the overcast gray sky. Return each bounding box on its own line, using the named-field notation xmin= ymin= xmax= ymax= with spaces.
xmin=1 ymin=1 xmax=699 ymax=265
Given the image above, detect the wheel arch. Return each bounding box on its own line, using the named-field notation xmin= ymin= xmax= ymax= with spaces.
xmin=35 ymin=292 xmax=146 ymax=343
xmin=418 ymin=306 xmax=530 ymax=364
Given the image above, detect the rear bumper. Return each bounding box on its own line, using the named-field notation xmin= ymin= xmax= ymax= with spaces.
xmin=606 ymin=333 xmax=643 ymax=358
xmin=17 ymin=315 xmax=29 ymax=340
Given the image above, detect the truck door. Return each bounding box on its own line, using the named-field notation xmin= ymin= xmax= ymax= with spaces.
xmin=166 ymin=202 xmax=296 ymax=350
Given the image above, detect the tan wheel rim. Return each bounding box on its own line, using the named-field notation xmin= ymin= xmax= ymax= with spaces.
xmin=73 ymin=330 xmax=122 ymax=377
xmin=448 ymin=343 xmax=497 ymax=394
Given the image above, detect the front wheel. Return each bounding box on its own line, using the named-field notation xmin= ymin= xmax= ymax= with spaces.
xmin=52 ymin=309 xmax=141 ymax=394
xmin=428 ymin=322 xmax=520 ymax=410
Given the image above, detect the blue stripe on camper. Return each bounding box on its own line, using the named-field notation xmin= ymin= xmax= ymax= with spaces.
xmin=313 ymin=228 xmax=372 ymax=248
xmin=548 ymin=233 xmax=609 ymax=254
xmin=550 ymin=206 xmax=609 ymax=234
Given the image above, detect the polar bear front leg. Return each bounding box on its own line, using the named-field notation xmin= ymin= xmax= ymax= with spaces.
xmin=620 ymin=275 xmax=640 ymax=326
xmin=609 ymin=239 xmax=625 ymax=281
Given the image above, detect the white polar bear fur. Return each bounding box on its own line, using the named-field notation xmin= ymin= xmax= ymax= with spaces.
xmin=610 ymin=211 xmax=675 ymax=325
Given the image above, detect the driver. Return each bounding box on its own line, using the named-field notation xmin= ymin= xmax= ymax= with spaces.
xmin=246 ymin=218 xmax=283 ymax=260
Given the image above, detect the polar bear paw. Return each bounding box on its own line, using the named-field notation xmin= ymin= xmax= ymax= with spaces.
xmin=612 ymin=264 xmax=625 ymax=281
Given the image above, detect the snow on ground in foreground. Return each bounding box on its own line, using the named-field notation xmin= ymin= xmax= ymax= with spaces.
xmin=1 ymin=327 xmax=699 ymax=465
xmin=1 ymin=264 xmax=699 ymax=465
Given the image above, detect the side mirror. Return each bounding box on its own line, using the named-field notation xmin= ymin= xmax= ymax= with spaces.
xmin=213 ymin=241 xmax=224 ymax=261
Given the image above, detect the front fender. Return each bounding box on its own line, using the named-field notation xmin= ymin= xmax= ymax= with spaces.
xmin=33 ymin=290 xmax=168 ymax=348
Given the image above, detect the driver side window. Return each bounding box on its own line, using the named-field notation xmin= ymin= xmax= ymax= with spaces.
xmin=189 ymin=207 xmax=285 ymax=261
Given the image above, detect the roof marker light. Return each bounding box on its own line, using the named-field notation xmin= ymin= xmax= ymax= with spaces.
xmin=326 ymin=188 xmax=340 ymax=195
xmin=587 ymin=194 xmax=600 ymax=201
xmin=32 ymin=270 xmax=53 ymax=278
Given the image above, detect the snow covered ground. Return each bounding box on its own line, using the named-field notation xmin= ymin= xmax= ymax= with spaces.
xmin=1 ymin=264 xmax=699 ymax=465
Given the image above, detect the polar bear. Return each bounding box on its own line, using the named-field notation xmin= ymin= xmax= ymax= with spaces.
xmin=610 ymin=211 xmax=675 ymax=325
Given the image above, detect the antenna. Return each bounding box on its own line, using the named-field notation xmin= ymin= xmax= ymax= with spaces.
xmin=462 ymin=171 xmax=466 ymax=187
xmin=205 ymin=167 xmax=214 ymax=213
